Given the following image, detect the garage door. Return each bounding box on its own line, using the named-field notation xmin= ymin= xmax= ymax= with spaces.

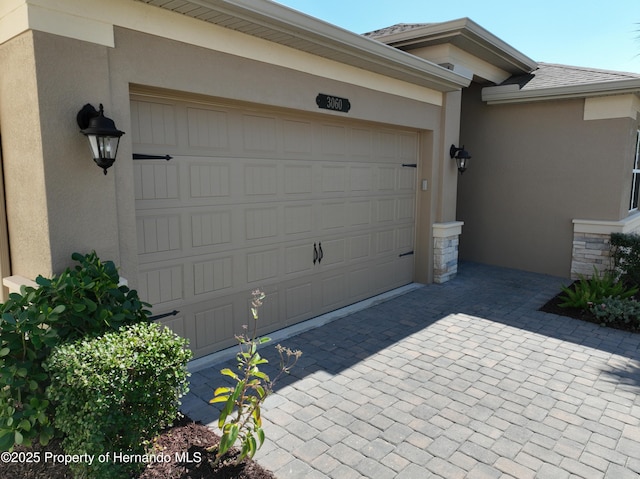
xmin=131 ymin=95 xmax=417 ymax=358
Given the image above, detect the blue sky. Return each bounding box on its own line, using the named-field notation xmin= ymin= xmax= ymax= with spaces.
xmin=274 ymin=1 xmax=640 ymax=74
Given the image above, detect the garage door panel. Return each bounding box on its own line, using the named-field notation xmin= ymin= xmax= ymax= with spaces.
xmin=397 ymin=226 xmax=415 ymax=251
xmin=321 ymin=165 xmax=347 ymax=192
xmin=350 ymin=128 xmax=373 ymax=157
xmin=244 ymin=206 xmax=279 ymax=240
xmin=284 ymin=204 xmax=313 ymax=235
xmin=319 ymin=272 xmax=347 ymax=311
xmin=134 ymin=163 xmax=180 ymax=200
xmin=133 ymin=96 xmax=418 ymax=358
xmin=193 ymin=256 xmax=234 ymax=296
xmin=348 ymin=266 xmax=373 ymax=300
xmin=186 ymin=107 xmax=230 ymax=151
xmin=377 ymin=198 xmax=396 ymax=223
xmin=138 ymin=265 xmax=184 ymax=308
xmin=348 ymin=200 xmax=372 ymax=227
xmin=398 ymin=196 xmax=415 ymax=220
xmin=284 ymin=243 xmax=314 ymax=276
xmin=320 ymin=201 xmax=347 ymax=231
xmin=378 ymin=167 xmax=397 ymax=190
xmin=247 ymin=248 xmax=280 ymax=283
xmin=244 ymin=164 xmax=278 ymax=196
xmin=283 ymin=165 xmax=313 ymax=194
xmin=377 ymin=131 xmax=398 ymax=159
xmin=189 ymin=162 xmax=231 ymax=198
xmin=194 ymin=303 xmax=234 ymax=350
xmin=285 ymin=281 xmax=313 ymax=323
xmin=350 ymin=166 xmax=373 ymax=191
xmin=349 ymin=234 xmax=371 ymax=261
xmin=398 ymin=167 xmax=416 ymax=190
xmin=131 ymin=100 xmax=177 ymax=147
xmin=317 ymin=238 xmax=346 ymax=268
xmin=190 ymin=210 xmax=232 ymax=248
xmin=321 ymin=124 xmax=347 ymax=157
xmin=137 ymin=214 xmax=182 ymax=255
xmin=283 ymin=119 xmax=313 ymax=156
xmin=242 ymin=114 xmax=278 ymax=153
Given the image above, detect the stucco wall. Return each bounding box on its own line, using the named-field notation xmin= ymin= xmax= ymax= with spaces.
xmin=0 ymin=24 xmax=455 ymax=284
xmin=458 ymin=83 xmax=635 ymax=278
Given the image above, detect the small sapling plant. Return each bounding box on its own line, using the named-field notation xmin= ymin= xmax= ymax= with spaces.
xmin=209 ymin=289 xmax=301 ymax=465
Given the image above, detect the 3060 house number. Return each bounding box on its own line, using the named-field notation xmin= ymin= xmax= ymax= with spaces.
xmin=316 ymin=93 xmax=351 ymax=113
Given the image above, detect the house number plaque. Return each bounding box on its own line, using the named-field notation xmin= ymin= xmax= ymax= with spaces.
xmin=316 ymin=93 xmax=351 ymax=113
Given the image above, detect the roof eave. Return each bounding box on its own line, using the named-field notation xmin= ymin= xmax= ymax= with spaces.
xmin=136 ymin=0 xmax=471 ymax=91
xmin=482 ymin=79 xmax=640 ymax=105
xmin=370 ymin=18 xmax=538 ymax=76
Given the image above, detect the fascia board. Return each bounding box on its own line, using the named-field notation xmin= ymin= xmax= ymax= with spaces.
xmin=144 ymin=0 xmax=471 ymax=91
xmin=482 ymin=79 xmax=640 ymax=105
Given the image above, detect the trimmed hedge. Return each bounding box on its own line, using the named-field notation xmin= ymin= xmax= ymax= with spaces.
xmin=0 ymin=251 xmax=151 ymax=451
xmin=44 ymin=322 xmax=191 ymax=479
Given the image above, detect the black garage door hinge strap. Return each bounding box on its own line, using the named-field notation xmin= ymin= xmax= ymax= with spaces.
xmin=399 ymin=251 xmax=414 ymax=258
xmin=402 ymin=163 xmax=417 ymax=168
xmin=149 ymin=310 xmax=179 ymax=321
xmin=133 ymin=153 xmax=173 ymax=161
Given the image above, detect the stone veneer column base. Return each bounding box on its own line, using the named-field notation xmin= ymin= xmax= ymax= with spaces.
xmin=571 ymin=215 xmax=640 ymax=279
xmin=433 ymin=221 xmax=463 ymax=284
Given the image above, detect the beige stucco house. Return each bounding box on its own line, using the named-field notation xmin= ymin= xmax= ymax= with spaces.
xmin=367 ymin=20 xmax=640 ymax=280
xmin=1 ymin=1 xmax=639 ymax=358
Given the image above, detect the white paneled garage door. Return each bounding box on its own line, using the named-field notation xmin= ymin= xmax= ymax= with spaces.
xmin=131 ymin=95 xmax=417 ymax=358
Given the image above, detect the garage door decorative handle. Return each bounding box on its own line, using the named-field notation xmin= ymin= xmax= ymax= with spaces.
xmin=313 ymin=243 xmax=318 ymax=264
xmin=318 ymin=242 xmax=324 ymax=263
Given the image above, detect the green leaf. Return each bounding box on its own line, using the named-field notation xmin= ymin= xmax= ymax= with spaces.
xmin=213 ymin=386 xmax=232 ymax=396
xmin=220 ymin=368 xmax=238 ymax=380
xmin=219 ymin=424 xmax=239 ymax=456
xmin=0 ymin=348 xmax=10 ymax=357
xmin=18 ymin=420 xmax=31 ymax=432
xmin=1 ymin=314 xmax=15 ymax=325
xmin=39 ymin=426 xmax=54 ymax=446
xmin=252 ymin=406 xmax=262 ymax=427
xmin=72 ymin=303 xmax=86 ymax=312
xmin=14 ymin=430 xmax=23 ymax=445
xmin=0 ymin=431 xmax=14 ymax=451
xmin=245 ymin=434 xmax=257 ymax=459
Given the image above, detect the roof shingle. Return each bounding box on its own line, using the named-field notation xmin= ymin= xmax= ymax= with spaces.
xmin=503 ymin=63 xmax=640 ymax=90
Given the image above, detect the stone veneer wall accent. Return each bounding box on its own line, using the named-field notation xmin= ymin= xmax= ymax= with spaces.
xmin=571 ymin=215 xmax=640 ymax=279
xmin=571 ymin=233 xmax=612 ymax=279
xmin=433 ymin=221 xmax=463 ymax=284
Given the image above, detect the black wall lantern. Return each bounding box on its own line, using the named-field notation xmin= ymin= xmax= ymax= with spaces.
xmin=77 ymin=103 xmax=125 ymax=175
xmin=450 ymin=144 xmax=472 ymax=174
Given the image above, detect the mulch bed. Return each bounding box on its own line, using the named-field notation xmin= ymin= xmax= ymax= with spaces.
xmin=539 ymin=282 xmax=640 ymax=333
xmin=0 ymin=415 xmax=276 ymax=479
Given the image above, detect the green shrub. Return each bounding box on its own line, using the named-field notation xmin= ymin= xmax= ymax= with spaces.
xmin=590 ymin=297 xmax=640 ymax=328
xmin=44 ymin=322 xmax=191 ymax=479
xmin=36 ymin=251 xmax=151 ymax=341
xmin=558 ymin=266 xmax=638 ymax=310
xmin=0 ymin=251 xmax=151 ymax=451
xmin=611 ymin=232 xmax=640 ymax=286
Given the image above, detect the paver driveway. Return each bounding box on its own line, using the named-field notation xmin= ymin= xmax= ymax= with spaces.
xmin=182 ymin=262 xmax=640 ymax=478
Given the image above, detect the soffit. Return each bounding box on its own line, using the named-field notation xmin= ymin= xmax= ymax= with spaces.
xmin=134 ymin=0 xmax=470 ymax=92
xmin=366 ymin=18 xmax=537 ymax=76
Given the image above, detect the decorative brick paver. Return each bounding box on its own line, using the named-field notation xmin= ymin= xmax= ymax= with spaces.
xmin=183 ymin=262 xmax=640 ymax=478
